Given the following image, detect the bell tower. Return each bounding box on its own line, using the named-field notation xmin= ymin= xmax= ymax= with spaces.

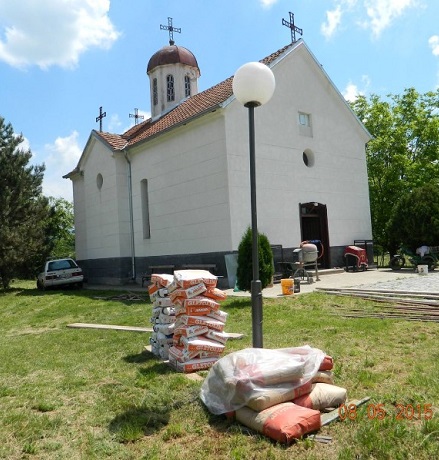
xmin=147 ymin=18 xmax=200 ymax=120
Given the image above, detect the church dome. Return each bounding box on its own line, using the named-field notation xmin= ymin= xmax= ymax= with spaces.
xmin=147 ymin=45 xmax=199 ymax=74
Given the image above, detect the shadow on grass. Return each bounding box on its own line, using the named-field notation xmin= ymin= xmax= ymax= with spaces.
xmin=10 ymin=285 xmax=151 ymax=306
xmin=109 ymin=406 xmax=171 ymax=442
xmin=0 ymin=286 xmax=25 ymax=296
xmin=200 ymin=402 xmax=238 ymax=434
xmin=122 ymin=352 xmax=174 ymax=377
xmin=224 ymin=298 xmax=251 ymax=309
xmin=137 ymin=361 xmax=175 ymax=377
xmin=123 ymin=351 xmax=158 ymax=364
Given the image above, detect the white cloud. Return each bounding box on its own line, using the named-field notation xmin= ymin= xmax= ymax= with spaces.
xmin=363 ymin=0 xmax=417 ymax=38
xmin=429 ymin=36 xmax=439 ymax=89
xmin=15 ymin=134 xmax=31 ymax=153
xmin=343 ymin=75 xmax=371 ymax=101
xmin=42 ymin=131 xmax=82 ymax=200
xmin=260 ymin=0 xmax=278 ymax=8
xmin=321 ymin=0 xmax=358 ymax=39
xmin=0 ymin=0 xmax=120 ymax=69
xmin=321 ymin=0 xmax=418 ymax=40
xmin=429 ymin=35 xmax=439 ymax=56
xmin=108 ymin=114 xmax=123 ymax=133
xmin=321 ymin=5 xmax=343 ymax=39
xmin=343 ymin=82 xmax=362 ymax=102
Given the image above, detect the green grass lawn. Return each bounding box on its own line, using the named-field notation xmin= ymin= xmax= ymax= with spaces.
xmin=1 ymin=280 xmax=438 ymax=460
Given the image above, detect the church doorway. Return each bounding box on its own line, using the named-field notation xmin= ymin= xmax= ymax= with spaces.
xmin=299 ymin=202 xmax=330 ymax=268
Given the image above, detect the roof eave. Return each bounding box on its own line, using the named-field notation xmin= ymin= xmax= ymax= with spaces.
xmin=63 ymin=130 xmax=122 ymax=179
xmin=127 ymin=103 xmax=224 ymax=150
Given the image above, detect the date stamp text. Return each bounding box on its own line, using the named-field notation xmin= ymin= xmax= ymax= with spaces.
xmin=338 ymin=403 xmax=434 ymax=421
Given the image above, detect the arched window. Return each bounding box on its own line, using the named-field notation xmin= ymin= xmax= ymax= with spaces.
xmin=166 ymin=75 xmax=175 ymax=102
xmin=152 ymin=78 xmax=158 ymax=106
xmin=184 ymin=75 xmax=191 ymax=98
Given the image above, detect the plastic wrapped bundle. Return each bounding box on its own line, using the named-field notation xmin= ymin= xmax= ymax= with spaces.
xmin=200 ymin=346 xmax=326 ymax=415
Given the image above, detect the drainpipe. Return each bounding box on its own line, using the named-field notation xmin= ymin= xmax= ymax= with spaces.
xmin=122 ymin=144 xmax=136 ymax=282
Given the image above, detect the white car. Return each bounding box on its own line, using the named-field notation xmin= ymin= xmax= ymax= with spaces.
xmin=37 ymin=258 xmax=84 ymax=290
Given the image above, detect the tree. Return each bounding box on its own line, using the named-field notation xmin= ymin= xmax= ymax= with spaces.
xmin=45 ymin=197 xmax=75 ymax=259
xmin=0 ymin=117 xmax=50 ymax=289
xmin=236 ymin=227 xmax=274 ymax=291
xmin=386 ymin=184 xmax=439 ymax=253
xmin=350 ymin=88 xmax=439 ymax=251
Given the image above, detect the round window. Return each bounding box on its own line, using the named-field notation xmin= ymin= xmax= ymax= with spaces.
xmin=96 ymin=173 xmax=103 ymax=189
xmin=303 ymin=149 xmax=315 ymax=167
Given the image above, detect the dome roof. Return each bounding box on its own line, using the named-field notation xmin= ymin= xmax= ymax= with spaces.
xmin=147 ymin=45 xmax=199 ymax=74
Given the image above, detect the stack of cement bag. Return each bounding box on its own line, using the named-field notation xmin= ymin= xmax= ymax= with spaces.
xmin=168 ymin=270 xmax=229 ymax=373
xmin=200 ymin=346 xmax=347 ymax=444
xmin=148 ymin=270 xmax=229 ymax=372
xmin=148 ymin=273 xmax=175 ymax=360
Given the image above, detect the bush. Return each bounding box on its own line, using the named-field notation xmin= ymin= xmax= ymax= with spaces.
xmin=386 ymin=183 xmax=439 ymax=252
xmin=236 ymin=227 xmax=274 ymax=291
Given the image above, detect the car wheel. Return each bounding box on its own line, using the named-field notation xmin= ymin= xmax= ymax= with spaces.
xmin=37 ymin=280 xmax=44 ymax=290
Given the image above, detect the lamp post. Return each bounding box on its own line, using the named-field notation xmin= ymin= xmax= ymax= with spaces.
xmin=232 ymin=62 xmax=275 ymax=348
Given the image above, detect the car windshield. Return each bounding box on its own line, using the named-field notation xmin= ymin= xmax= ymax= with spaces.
xmin=48 ymin=260 xmax=76 ymax=271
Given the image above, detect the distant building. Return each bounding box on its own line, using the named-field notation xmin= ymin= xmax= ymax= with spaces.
xmin=64 ymin=39 xmax=373 ymax=287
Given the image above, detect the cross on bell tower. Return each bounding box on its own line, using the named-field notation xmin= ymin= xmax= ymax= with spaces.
xmin=282 ymin=12 xmax=303 ymax=43
xmin=160 ymin=17 xmax=181 ymax=45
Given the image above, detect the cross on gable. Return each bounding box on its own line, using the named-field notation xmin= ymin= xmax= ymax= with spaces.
xmin=160 ymin=17 xmax=181 ymax=45
xmin=95 ymin=106 xmax=106 ymax=132
xmin=129 ymin=108 xmax=144 ymax=126
xmin=282 ymin=12 xmax=303 ymax=43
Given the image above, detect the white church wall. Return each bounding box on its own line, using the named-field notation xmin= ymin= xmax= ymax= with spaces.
xmin=225 ymin=42 xmax=372 ymax=252
xmin=80 ymin=142 xmax=127 ymax=259
xmin=72 ymin=174 xmax=87 ymax=260
xmin=129 ymin=113 xmax=234 ymax=257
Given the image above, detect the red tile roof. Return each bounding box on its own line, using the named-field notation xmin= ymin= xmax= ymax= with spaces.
xmin=95 ymin=43 xmax=294 ymax=150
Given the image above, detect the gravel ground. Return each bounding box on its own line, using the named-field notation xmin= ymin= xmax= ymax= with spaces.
xmin=356 ymin=271 xmax=439 ymax=293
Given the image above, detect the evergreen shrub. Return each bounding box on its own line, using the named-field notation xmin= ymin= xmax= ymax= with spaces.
xmin=236 ymin=227 xmax=274 ymax=291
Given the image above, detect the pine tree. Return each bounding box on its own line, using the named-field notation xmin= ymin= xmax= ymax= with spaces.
xmin=236 ymin=227 xmax=274 ymax=291
xmin=0 ymin=117 xmax=50 ymax=289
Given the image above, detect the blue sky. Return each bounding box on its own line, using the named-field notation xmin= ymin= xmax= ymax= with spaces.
xmin=1 ymin=0 xmax=438 ymax=201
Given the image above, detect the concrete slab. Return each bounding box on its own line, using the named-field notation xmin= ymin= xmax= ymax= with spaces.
xmin=84 ymin=268 xmax=439 ymax=297
xmin=225 ymin=268 xmax=439 ymax=298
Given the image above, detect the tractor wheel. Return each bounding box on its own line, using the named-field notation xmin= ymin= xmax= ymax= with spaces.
xmin=422 ymin=256 xmax=436 ymax=271
xmin=389 ymin=256 xmax=405 ymax=270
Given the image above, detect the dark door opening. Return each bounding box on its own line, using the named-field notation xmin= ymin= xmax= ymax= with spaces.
xmin=299 ymin=202 xmax=330 ymax=268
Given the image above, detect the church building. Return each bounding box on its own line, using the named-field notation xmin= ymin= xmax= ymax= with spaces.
xmin=64 ymin=28 xmax=373 ymax=287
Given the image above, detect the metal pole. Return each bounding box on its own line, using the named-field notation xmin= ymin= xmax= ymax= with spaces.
xmin=248 ymin=104 xmax=263 ymax=348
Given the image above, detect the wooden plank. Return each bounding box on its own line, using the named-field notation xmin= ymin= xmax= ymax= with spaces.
xmin=321 ymin=289 xmax=439 ymax=307
xmin=320 ymin=396 xmax=370 ymax=426
xmin=68 ymin=323 xmax=244 ymax=339
xmin=223 ymin=332 xmax=244 ymax=340
xmin=67 ymin=323 xmax=153 ymax=332
xmin=318 ymin=287 xmax=439 ymax=299
xmin=339 ymin=313 xmax=439 ymax=322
